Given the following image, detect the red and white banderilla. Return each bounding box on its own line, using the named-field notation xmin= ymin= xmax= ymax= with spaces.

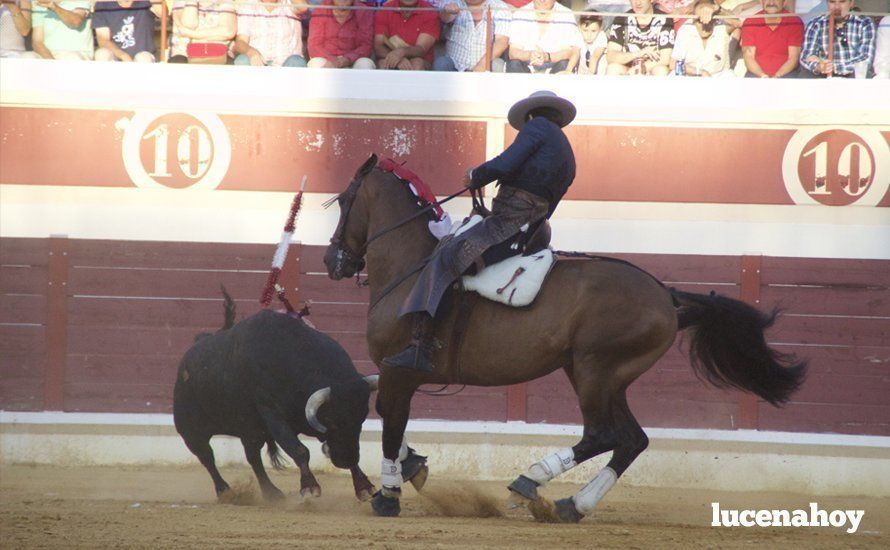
xmin=260 ymin=175 xmax=307 ymax=309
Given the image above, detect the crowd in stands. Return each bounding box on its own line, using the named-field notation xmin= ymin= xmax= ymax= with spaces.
xmin=0 ymin=0 xmax=887 ymax=77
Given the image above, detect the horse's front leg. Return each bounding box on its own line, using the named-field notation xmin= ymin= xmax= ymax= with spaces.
xmin=371 ymin=378 xmax=423 ymax=517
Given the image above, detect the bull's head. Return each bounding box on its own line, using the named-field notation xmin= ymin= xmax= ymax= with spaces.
xmin=305 ymin=374 xmax=379 ymax=469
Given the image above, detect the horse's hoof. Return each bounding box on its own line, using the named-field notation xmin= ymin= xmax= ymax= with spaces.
xmin=554 ymin=498 xmax=584 ymax=523
xmin=401 ymin=448 xmax=428 ymax=488
xmin=300 ymin=485 xmax=322 ymax=498
xmin=408 ymin=465 xmax=429 ymax=491
xmin=356 ymin=487 xmax=374 ymax=502
xmin=507 ymin=475 xmax=540 ymax=501
xmin=507 ymin=491 xmax=531 ymax=509
xmin=370 ymin=490 xmax=401 ymax=517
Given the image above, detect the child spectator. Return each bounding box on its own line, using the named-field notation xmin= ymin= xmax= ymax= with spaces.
xmin=740 ymin=0 xmax=803 ymax=77
xmin=374 ymin=0 xmax=440 ymax=70
xmin=234 ymin=0 xmax=309 ymax=67
xmin=0 ymin=0 xmax=32 ymax=57
xmin=31 ymin=0 xmax=93 ymax=59
xmin=606 ymin=0 xmax=675 ymax=75
xmin=307 ymin=0 xmax=375 ymax=69
xmin=799 ymin=0 xmax=875 ymax=78
xmin=93 ymin=1 xmax=162 ymax=62
xmin=578 ymin=11 xmax=607 ymax=74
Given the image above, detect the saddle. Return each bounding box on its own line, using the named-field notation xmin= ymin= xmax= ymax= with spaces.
xmin=450 ymin=215 xmax=556 ymax=307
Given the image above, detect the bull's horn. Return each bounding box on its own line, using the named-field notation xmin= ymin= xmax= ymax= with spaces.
xmin=305 ymin=387 xmax=332 ymax=434
xmin=363 ymin=374 xmax=380 ymax=391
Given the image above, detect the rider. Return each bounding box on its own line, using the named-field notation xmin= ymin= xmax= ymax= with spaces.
xmin=382 ymin=90 xmax=577 ymax=372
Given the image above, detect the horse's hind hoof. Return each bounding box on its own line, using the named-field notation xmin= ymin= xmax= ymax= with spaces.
xmin=370 ymin=490 xmax=401 ymax=517
xmin=554 ymin=498 xmax=584 ymax=523
xmin=507 ymin=475 xmax=540 ymax=501
xmin=401 ymin=448 xmax=428 ymax=490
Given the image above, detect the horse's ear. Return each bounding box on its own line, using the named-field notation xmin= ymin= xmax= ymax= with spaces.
xmin=355 ymin=154 xmax=378 ymax=179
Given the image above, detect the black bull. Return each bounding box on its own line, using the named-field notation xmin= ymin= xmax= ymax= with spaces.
xmin=173 ymin=294 xmax=379 ymax=501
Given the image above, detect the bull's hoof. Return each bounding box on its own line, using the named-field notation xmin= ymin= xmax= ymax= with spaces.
xmin=370 ymin=490 xmax=401 ymax=517
xmin=401 ymin=448 xmax=428 ymax=491
xmin=554 ymin=498 xmax=584 ymax=523
xmin=507 ymin=475 xmax=540 ymax=501
xmin=300 ymin=485 xmax=322 ymax=498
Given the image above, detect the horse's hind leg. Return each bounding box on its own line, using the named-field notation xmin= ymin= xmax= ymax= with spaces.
xmin=553 ymin=353 xmax=658 ymax=523
xmin=508 ymin=366 xmax=618 ymax=503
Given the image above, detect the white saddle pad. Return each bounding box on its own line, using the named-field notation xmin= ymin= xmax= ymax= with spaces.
xmin=462 ymin=249 xmax=556 ymax=307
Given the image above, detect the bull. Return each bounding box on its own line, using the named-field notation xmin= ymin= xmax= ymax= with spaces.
xmin=173 ymin=290 xmax=378 ymax=501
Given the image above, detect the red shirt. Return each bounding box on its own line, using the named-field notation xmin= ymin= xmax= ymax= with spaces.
xmin=373 ymin=0 xmax=440 ymax=63
xmin=501 ymin=0 xmax=530 ymax=6
xmin=308 ymin=0 xmax=375 ymax=62
xmin=741 ymin=10 xmax=804 ymax=76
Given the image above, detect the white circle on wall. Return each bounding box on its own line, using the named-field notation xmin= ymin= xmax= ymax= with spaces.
xmin=121 ymin=110 xmax=231 ymax=190
xmin=781 ymin=126 xmax=889 ymax=207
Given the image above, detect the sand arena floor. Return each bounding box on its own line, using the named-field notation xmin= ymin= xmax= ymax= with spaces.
xmin=1 ymin=464 xmax=887 ymax=549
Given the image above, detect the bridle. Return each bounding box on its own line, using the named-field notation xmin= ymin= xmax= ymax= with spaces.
xmin=328 ymin=167 xmax=471 ymax=283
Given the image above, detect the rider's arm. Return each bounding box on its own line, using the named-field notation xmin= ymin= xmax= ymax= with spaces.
xmin=469 ymin=118 xmax=546 ymax=189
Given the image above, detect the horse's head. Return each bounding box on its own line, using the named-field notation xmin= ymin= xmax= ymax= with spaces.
xmin=324 ymin=154 xmax=378 ymax=280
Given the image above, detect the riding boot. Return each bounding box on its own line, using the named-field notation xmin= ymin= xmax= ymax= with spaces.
xmin=382 ymin=313 xmax=435 ymax=372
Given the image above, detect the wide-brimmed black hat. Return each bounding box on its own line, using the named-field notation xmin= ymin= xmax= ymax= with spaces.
xmin=507 ymin=90 xmax=576 ymax=130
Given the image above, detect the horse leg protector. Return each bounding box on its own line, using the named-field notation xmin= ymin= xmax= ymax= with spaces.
xmin=571 ymin=466 xmax=617 ymax=515
xmin=508 ymin=448 xmax=576 ymax=500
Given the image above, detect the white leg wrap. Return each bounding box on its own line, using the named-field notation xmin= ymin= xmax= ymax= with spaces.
xmin=525 ymin=448 xmax=577 ymax=485
xmin=572 ymin=467 xmax=617 ymax=515
xmin=380 ymin=458 xmax=402 ymax=489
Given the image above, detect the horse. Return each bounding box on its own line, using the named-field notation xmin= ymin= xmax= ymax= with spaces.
xmin=323 ymin=154 xmax=807 ymax=521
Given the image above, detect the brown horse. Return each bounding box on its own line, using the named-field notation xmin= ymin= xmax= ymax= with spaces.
xmin=323 ymin=154 xmax=806 ymax=521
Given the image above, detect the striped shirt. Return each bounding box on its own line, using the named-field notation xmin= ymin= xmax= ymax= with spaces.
xmin=800 ymin=14 xmax=876 ymax=76
xmin=438 ymin=0 xmax=511 ymax=72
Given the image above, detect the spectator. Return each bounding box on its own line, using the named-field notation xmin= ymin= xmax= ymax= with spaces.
xmin=31 ymin=0 xmax=93 ymax=59
xmin=374 ymin=0 xmax=440 ymax=70
xmin=307 ymin=0 xmax=375 ymax=69
xmin=799 ymin=0 xmax=875 ymax=78
xmin=170 ymin=0 xmax=236 ymax=64
xmin=740 ymin=0 xmax=803 ymax=77
xmin=577 ymin=11 xmax=607 ymax=74
xmin=671 ymin=0 xmax=733 ymax=75
xmin=93 ymin=1 xmax=161 ymax=62
xmin=234 ymin=0 xmax=308 ymax=67
xmin=433 ymin=0 xmax=510 ymax=72
xmin=1 ymin=0 xmax=32 ymax=57
xmin=875 ymin=15 xmax=889 ymax=78
xmin=507 ymin=0 xmax=583 ymax=73
xmin=606 ymin=0 xmax=675 ymax=76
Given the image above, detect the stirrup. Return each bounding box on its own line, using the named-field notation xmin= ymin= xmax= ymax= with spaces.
xmin=382 ymin=344 xmax=434 ymax=373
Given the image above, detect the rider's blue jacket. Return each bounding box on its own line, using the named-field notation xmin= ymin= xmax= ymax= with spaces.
xmin=469 ymin=116 xmax=576 ymax=218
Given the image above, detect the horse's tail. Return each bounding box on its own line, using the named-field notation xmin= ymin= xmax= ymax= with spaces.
xmin=671 ymin=289 xmax=807 ymax=406
xmin=266 ymin=438 xmax=287 ymax=470
xmin=221 ymin=285 xmax=236 ymax=330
